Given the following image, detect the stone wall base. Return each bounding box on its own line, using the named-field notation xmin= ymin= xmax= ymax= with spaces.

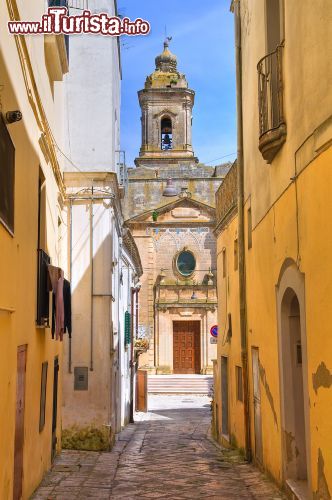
xmin=62 ymin=425 xmax=114 ymax=452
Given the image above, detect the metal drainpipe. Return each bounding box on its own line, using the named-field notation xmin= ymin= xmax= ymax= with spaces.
xmin=68 ymin=200 xmax=73 ymax=373
xmin=234 ymin=0 xmax=252 ymax=461
xmin=136 ymin=287 xmax=139 ymax=339
xmin=90 ymin=186 xmax=94 ymax=371
xmin=129 ymin=287 xmax=135 ymax=423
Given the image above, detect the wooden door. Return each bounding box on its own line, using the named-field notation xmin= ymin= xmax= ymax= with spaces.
xmin=13 ymin=345 xmax=27 ymax=500
xmin=221 ymin=356 xmax=229 ymax=437
xmin=136 ymin=370 xmax=148 ymax=412
xmin=252 ymin=347 xmax=263 ymax=463
xmin=51 ymin=357 xmax=59 ymax=461
xmin=173 ymin=321 xmax=200 ymax=374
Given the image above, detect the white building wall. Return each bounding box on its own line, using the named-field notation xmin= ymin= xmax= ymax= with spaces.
xmin=119 ymin=256 xmax=135 ymax=428
xmin=61 ymin=0 xmax=129 ymax=447
xmin=64 ymin=1 xmax=121 ymax=173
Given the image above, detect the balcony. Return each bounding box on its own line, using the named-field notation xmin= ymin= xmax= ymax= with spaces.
xmin=257 ymin=44 xmax=286 ymax=163
xmin=215 ymin=161 xmax=237 ymax=233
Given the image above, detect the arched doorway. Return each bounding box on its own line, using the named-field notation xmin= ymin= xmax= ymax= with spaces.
xmin=276 ymin=262 xmax=311 ymax=494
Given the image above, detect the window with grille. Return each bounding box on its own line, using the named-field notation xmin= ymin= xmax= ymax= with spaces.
xmin=0 ymin=115 xmax=15 ymax=234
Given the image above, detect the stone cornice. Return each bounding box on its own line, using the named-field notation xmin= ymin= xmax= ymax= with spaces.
xmin=122 ymin=228 xmax=143 ymax=278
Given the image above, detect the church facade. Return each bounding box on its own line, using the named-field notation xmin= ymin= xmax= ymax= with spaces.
xmin=124 ymin=40 xmax=229 ymax=375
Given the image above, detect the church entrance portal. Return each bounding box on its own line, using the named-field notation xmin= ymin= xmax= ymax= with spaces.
xmin=173 ymin=321 xmax=201 ymax=374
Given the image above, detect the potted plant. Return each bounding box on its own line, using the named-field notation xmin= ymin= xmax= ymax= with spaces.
xmin=134 ymin=338 xmax=150 ymax=354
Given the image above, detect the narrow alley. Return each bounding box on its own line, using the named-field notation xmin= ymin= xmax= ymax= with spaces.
xmin=33 ymin=396 xmax=285 ymax=499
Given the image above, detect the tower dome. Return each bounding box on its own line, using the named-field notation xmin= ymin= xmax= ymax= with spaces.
xmin=155 ymin=38 xmax=177 ymax=72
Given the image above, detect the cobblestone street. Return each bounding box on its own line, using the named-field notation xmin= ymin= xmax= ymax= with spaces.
xmin=33 ymin=396 xmax=285 ymax=499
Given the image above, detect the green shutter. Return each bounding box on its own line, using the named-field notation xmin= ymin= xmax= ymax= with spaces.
xmin=125 ymin=311 xmax=131 ymax=346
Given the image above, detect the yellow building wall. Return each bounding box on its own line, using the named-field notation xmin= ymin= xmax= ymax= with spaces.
xmin=0 ymin=0 xmax=66 ymax=498
xmin=0 ymin=127 xmax=63 ymax=500
xmin=244 ymin=146 xmax=332 ymax=493
xmin=215 ymin=149 xmax=332 ymax=494
xmin=230 ymin=0 xmax=332 ymax=495
xmin=215 ymin=213 xmax=245 ymax=451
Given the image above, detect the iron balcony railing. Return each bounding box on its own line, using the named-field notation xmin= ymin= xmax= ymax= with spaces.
xmin=215 ymin=161 xmax=237 ymax=225
xmin=257 ymin=44 xmax=285 ymax=137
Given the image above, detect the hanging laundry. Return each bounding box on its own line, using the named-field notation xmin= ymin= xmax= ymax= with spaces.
xmin=47 ymin=265 xmax=65 ymax=341
xmin=63 ymin=279 xmax=72 ymax=339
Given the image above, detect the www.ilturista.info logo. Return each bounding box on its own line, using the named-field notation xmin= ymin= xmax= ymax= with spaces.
xmin=8 ymin=7 xmax=150 ymax=36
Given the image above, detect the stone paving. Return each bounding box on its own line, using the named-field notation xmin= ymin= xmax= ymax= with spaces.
xmin=32 ymin=396 xmax=285 ymax=499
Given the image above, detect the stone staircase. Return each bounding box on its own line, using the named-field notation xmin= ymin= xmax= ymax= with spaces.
xmin=148 ymin=375 xmax=213 ymax=395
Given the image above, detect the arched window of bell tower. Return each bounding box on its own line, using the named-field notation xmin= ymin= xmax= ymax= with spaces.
xmin=161 ymin=117 xmax=173 ymax=150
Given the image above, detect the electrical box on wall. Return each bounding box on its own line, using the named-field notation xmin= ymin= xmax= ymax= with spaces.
xmin=74 ymin=367 xmax=89 ymax=391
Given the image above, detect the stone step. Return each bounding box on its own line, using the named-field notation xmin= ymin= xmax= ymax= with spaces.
xmin=148 ymin=375 xmax=213 ymax=394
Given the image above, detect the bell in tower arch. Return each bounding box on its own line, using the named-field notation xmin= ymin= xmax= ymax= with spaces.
xmin=161 ymin=117 xmax=173 ymax=150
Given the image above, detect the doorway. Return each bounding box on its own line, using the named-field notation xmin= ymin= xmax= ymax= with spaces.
xmin=13 ymin=345 xmax=27 ymax=500
xmin=252 ymin=347 xmax=263 ymax=463
xmin=280 ymin=288 xmax=308 ymax=483
xmin=173 ymin=321 xmax=200 ymax=374
xmin=220 ymin=356 xmax=229 ymax=437
xmin=51 ymin=357 xmax=59 ymax=461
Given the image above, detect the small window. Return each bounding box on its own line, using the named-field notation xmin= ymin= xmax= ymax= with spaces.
xmin=176 ymin=250 xmax=196 ymax=277
xmin=161 ymin=117 xmax=173 ymax=150
xmin=234 ymin=239 xmax=238 ymax=271
xmin=236 ymin=366 xmax=243 ymax=402
xmin=39 ymin=361 xmax=48 ymax=432
xmin=247 ymin=208 xmax=252 ymax=249
xmin=0 ymin=115 xmax=15 ymax=234
xmin=222 ymin=249 xmax=227 ymax=278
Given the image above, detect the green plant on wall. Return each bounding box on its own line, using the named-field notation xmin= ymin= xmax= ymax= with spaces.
xmin=152 ymin=210 xmax=158 ymax=222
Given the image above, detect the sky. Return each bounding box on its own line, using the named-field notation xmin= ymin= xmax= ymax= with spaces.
xmin=119 ymin=0 xmax=237 ymax=167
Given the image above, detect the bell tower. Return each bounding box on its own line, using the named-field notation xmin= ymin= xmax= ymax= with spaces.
xmin=135 ymin=38 xmax=198 ymax=168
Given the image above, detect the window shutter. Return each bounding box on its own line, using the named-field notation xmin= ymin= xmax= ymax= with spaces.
xmin=125 ymin=311 xmax=131 ymax=346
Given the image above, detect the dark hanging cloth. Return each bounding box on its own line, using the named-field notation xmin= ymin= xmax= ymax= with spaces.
xmin=47 ymin=265 xmax=65 ymax=341
xmin=63 ymin=279 xmax=72 ymax=339
xmin=48 ymin=265 xmax=60 ymax=340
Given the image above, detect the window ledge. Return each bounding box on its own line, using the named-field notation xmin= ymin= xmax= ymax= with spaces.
xmin=259 ymin=123 xmax=287 ymax=164
xmin=44 ymin=34 xmax=69 ymax=83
